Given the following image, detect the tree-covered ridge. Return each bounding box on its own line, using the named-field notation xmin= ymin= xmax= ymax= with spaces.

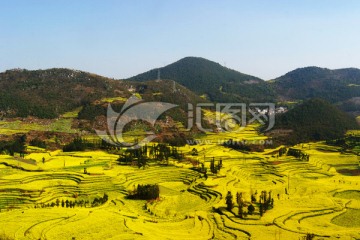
xmin=0 ymin=67 xmax=209 ymax=120
xmin=0 ymin=68 xmax=130 ymax=118
xmin=129 ymin=57 xmax=276 ymax=102
xmin=78 ymin=79 xmax=210 ymax=129
xmin=272 ymin=98 xmax=359 ymax=144
xmin=271 ymin=67 xmax=360 ymax=109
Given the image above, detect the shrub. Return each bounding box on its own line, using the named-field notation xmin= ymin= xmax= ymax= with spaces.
xmin=128 ymin=184 xmax=160 ymax=200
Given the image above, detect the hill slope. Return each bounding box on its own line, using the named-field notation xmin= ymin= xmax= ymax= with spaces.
xmin=129 ymin=57 xmax=276 ymax=102
xmin=0 ymin=68 xmax=130 ymax=118
xmin=0 ymin=68 xmax=207 ymax=127
xmin=78 ymin=79 xmax=209 ymax=124
xmin=271 ymin=67 xmax=360 ymax=112
xmin=271 ymin=98 xmax=359 ymax=144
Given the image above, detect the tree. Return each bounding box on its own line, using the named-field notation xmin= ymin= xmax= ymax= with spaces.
xmin=191 ymin=148 xmax=198 ymax=156
xmin=129 ymin=184 xmax=160 ymax=200
xmin=306 ymin=233 xmax=315 ymax=240
xmin=226 ymin=191 xmax=234 ymax=211
xmin=210 ymin=158 xmax=217 ymax=174
xmin=103 ymin=193 xmax=108 ymax=202
xmin=251 ymin=194 xmax=256 ymax=203
xmin=248 ymin=204 xmax=255 ymax=215
xmin=236 ymin=192 xmax=244 ymax=218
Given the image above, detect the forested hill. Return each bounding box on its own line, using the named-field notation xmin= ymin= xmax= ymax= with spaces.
xmin=129 ymin=57 xmax=276 ymax=103
xmin=272 ymin=98 xmax=359 ymax=144
xmin=0 ymin=68 xmax=130 ymax=118
xmin=2 ymin=63 xmax=360 ymax=122
xmin=271 ymin=67 xmax=360 ymax=113
xmin=0 ymin=68 xmax=206 ymax=120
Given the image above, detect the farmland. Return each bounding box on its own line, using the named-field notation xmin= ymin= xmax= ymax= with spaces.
xmin=0 ymin=125 xmax=359 ymax=240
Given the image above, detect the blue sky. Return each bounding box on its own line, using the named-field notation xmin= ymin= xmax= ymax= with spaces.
xmin=1 ymin=0 xmax=360 ymax=80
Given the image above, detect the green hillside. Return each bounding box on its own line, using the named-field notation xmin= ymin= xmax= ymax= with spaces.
xmin=78 ymin=79 xmax=208 ymax=125
xmin=271 ymin=67 xmax=360 ymax=113
xmin=272 ymin=98 xmax=359 ymax=144
xmin=129 ymin=57 xmax=276 ymax=103
xmin=0 ymin=68 xmax=130 ymax=118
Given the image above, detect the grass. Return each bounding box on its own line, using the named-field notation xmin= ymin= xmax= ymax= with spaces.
xmin=0 ymin=117 xmax=77 ymax=135
xmin=331 ymin=209 xmax=360 ymax=227
xmin=61 ymin=107 xmax=82 ymax=118
xmin=334 ymin=190 xmax=360 ymax=200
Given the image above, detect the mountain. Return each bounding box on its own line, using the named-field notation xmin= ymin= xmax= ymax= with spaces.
xmin=129 ymin=57 xmax=276 ymax=103
xmin=0 ymin=68 xmax=130 ymax=118
xmin=0 ymin=68 xmax=206 ymax=125
xmin=271 ymin=67 xmax=360 ymax=112
xmin=270 ymin=98 xmax=359 ymax=144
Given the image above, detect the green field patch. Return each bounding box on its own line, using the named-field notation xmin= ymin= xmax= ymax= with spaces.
xmin=331 ymin=209 xmax=360 ymax=227
xmin=100 ymin=96 xmax=127 ymax=103
xmin=0 ymin=118 xmax=77 ymax=135
xmin=347 ymin=129 xmax=360 ymax=136
xmin=334 ymin=190 xmax=360 ymax=200
xmin=61 ymin=107 xmax=82 ymax=118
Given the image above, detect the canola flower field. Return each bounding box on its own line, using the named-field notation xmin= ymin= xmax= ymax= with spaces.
xmin=0 ymin=126 xmax=359 ymax=240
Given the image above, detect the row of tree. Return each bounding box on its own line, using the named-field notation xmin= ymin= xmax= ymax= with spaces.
xmin=0 ymin=135 xmax=26 ymax=156
xmin=117 ymin=144 xmax=183 ymax=168
xmin=36 ymin=194 xmax=109 ymax=208
xmin=225 ymin=190 xmax=274 ymax=218
xmin=287 ymin=148 xmax=310 ymax=161
xmin=223 ymin=139 xmax=264 ymax=152
xmin=63 ymin=137 xmax=108 ymax=152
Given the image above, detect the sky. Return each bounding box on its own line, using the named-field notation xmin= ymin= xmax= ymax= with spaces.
xmin=1 ymin=0 xmax=360 ymax=80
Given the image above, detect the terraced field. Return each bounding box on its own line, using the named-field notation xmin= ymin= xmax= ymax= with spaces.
xmin=0 ymin=139 xmax=359 ymax=239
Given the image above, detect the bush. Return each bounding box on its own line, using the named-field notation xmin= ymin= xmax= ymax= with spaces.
xmin=128 ymin=184 xmax=160 ymax=200
xmin=63 ymin=137 xmax=91 ymax=152
xmin=247 ymin=204 xmax=255 ymax=215
xmin=30 ymin=137 xmax=47 ymax=149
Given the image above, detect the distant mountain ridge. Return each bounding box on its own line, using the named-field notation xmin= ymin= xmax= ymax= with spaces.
xmin=1 ymin=58 xmax=360 ymax=120
xmin=271 ymin=66 xmax=360 ymax=112
xmin=129 ymin=57 xmax=276 ymax=103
